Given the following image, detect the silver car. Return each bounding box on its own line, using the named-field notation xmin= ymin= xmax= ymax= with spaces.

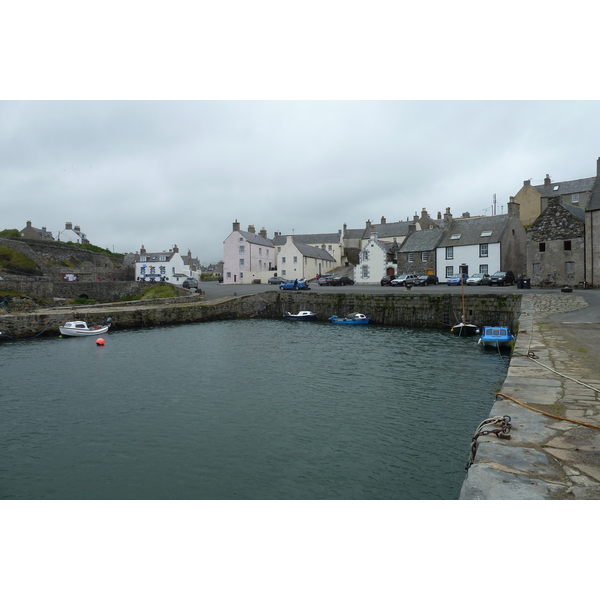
xmin=466 ymin=273 xmax=490 ymax=285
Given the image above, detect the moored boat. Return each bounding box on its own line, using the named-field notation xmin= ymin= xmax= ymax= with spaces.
xmin=478 ymin=326 xmax=514 ymax=349
xmin=284 ymin=310 xmax=317 ymax=321
xmin=329 ymin=313 xmax=371 ymax=325
xmin=59 ymin=318 xmax=112 ymax=337
xmin=451 ymin=275 xmax=478 ymax=336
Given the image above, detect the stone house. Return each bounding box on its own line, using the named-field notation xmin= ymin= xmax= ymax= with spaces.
xmin=585 ymin=161 xmax=600 ymax=288
xmin=276 ymin=236 xmax=335 ymax=280
xmin=513 ymin=163 xmax=597 ymax=227
xmin=222 ymin=221 xmax=275 ymax=284
xmin=527 ymin=197 xmax=586 ymax=287
xmin=20 ymin=220 xmax=54 ymax=241
xmin=395 ymin=228 xmax=445 ymax=278
xmin=435 ymin=203 xmax=526 ymax=282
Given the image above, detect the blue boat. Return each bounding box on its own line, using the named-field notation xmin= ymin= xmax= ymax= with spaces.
xmin=329 ymin=313 xmax=371 ymax=325
xmin=478 ymin=326 xmax=514 ymax=349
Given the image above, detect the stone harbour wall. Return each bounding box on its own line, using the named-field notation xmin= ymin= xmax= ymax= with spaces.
xmin=0 ymin=291 xmax=522 ymax=339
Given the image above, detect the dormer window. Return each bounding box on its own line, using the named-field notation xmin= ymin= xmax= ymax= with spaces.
xmin=450 ymin=234 xmax=461 ymax=240
xmin=480 ymin=231 xmax=492 ymax=237
xmin=553 ymin=185 xmax=559 ymax=191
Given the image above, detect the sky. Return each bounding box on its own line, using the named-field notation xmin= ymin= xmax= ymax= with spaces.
xmin=2 ymin=100 xmax=600 ymax=264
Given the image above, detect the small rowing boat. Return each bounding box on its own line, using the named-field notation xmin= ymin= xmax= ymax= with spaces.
xmin=59 ymin=318 xmax=112 ymax=337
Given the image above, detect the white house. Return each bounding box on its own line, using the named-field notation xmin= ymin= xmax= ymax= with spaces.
xmin=272 ymin=232 xmax=342 ymax=269
xmin=435 ymin=204 xmax=526 ymax=282
xmin=222 ymin=222 xmax=275 ymax=284
xmin=354 ymin=228 xmax=397 ymax=284
xmin=135 ymin=244 xmax=200 ymax=283
xmin=57 ymin=222 xmax=90 ymax=244
xmin=276 ymin=236 xmax=335 ymax=280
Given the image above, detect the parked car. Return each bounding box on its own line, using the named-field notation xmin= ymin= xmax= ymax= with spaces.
xmin=268 ymin=276 xmax=287 ymax=285
xmin=446 ymin=273 xmax=468 ymax=285
xmin=380 ymin=275 xmax=395 ymax=286
xmin=182 ymin=277 xmax=199 ymax=289
xmin=329 ymin=276 xmax=354 ymax=286
xmin=489 ymin=271 xmax=516 ymax=286
xmin=466 ymin=273 xmax=491 ymax=286
xmin=318 ymin=275 xmax=335 ymax=286
xmin=279 ymin=279 xmax=310 ymax=290
xmin=413 ymin=275 xmax=439 ymax=286
xmin=391 ymin=274 xmax=419 ymax=287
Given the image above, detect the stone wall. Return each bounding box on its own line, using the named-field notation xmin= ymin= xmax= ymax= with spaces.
xmin=0 ymin=235 xmax=132 ymax=281
xmin=0 ymin=291 xmax=522 ymax=339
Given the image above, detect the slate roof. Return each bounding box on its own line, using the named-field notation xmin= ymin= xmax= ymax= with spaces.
xmin=534 ymin=177 xmax=596 ymax=198
xmin=398 ymin=228 xmax=445 ymax=252
xmin=240 ymin=231 xmax=275 ymax=247
xmin=437 ymin=215 xmax=512 ymax=247
xmin=362 ymin=221 xmax=413 ymax=239
xmin=563 ymin=204 xmax=586 ymax=221
xmin=292 ymin=241 xmax=334 ymax=261
xmin=272 ymin=233 xmax=339 ymax=245
xmin=588 ymin=181 xmax=600 ymax=212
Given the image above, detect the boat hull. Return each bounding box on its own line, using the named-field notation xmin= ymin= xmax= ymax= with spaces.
xmin=284 ymin=311 xmax=317 ymax=321
xmin=329 ymin=313 xmax=371 ymax=325
xmin=478 ymin=327 xmax=514 ymax=349
xmin=59 ymin=321 xmax=110 ymax=337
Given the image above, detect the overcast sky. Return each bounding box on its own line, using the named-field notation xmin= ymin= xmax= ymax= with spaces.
xmin=2 ymin=100 xmax=600 ymax=264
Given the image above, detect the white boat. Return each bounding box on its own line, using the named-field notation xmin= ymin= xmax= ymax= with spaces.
xmin=451 ymin=276 xmax=479 ymax=336
xmin=284 ymin=310 xmax=317 ymax=321
xmin=59 ymin=318 xmax=112 ymax=337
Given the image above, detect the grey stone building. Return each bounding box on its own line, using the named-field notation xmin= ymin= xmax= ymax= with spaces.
xmin=396 ymin=228 xmax=445 ymax=276
xmin=527 ymin=196 xmax=585 ymax=287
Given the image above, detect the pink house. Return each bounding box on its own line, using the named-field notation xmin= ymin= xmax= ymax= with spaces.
xmin=222 ymin=221 xmax=275 ymax=284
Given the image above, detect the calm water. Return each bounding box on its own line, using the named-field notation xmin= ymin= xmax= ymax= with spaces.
xmin=1 ymin=320 xmax=508 ymax=500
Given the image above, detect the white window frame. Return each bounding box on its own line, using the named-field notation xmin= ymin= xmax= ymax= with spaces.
xmin=446 ymin=247 xmax=454 ymax=260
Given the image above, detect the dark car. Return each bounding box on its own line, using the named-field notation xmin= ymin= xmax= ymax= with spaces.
xmin=329 ymin=276 xmax=354 ymax=286
xmin=380 ymin=275 xmax=395 ymax=286
xmin=413 ymin=275 xmax=439 ymax=286
xmin=182 ymin=277 xmax=199 ymax=289
xmin=268 ymin=276 xmax=287 ymax=285
xmin=489 ymin=271 xmax=515 ymax=286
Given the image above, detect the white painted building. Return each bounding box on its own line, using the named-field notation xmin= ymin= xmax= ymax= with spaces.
xmin=276 ymin=236 xmax=335 ymax=280
xmin=135 ymin=244 xmax=200 ymax=283
xmin=222 ymin=222 xmax=275 ymax=284
xmin=354 ymin=229 xmax=396 ymax=284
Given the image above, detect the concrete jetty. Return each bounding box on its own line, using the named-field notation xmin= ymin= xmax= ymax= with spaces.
xmin=460 ymin=291 xmax=600 ymax=500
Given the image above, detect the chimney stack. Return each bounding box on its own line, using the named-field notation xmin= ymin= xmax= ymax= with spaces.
xmin=544 ymin=174 xmax=551 ymax=186
xmin=507 ymin=197 xmax=521 ymax=218
xmin=248 ymin=225 xmax=255 ymax=234
xmin=443 ymin=208 xmax=452 ymax=226
xmin=233 ymin=220 xmax=240 ymax=232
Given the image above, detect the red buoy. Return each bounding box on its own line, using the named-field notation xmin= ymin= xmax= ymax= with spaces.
xmin=96 ymin=338 xmax=105 ymax=346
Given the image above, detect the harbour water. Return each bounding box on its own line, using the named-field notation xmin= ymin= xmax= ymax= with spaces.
xmin=1 ymin=320 xmax=509 ymax=500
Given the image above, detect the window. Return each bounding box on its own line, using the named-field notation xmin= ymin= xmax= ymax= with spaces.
xmin=226 ymin=271 xmax=231 ymax=279
xmin=446 ymin=247 xmax=454 ymax=260
xmin=479 ymin=243 xmax=488 ymax=258
xmin=479 ymin=265 xmax=488 ymax=274
xmin=259 ymin=247 xmax=262 ymax=256
xmin=421 ymin=251 xmax=428 ymax=262
xmin=239 ymin=237 xmax=243 ymax=242
xmin=480 ymin=231 xmax=493 ymax=237
xmin=539 ymin=242 xmax=546 ymax=252
xmin=446 ymin=266 xmax=454 ymax=278
xmin=566 ymin=261 xmax=575 ymax=274
xmin=238 ymin=245 xmax=245 ymax=254
xmin=239 ymin=259 xmax=244 ymax=268
xmin=572 ymin=193 xmax=579 ymax=205
xmin=281 ymin=257 xmax=286 ymax=264
xmin=533 ymin=263 xmax=541 ymax=275
xmin=328 ymin=245 xmax=332 ymax=251
xmin=408 ymin=252 xmax=414 ymax=263
xmin=361 ymin=265 xmax=369 ymax=278
xmin=281 ymin=270 xmax=286 ymax=276
xmin=564 ymin=240 xmax=572 ymax=251
xmin=277 ymin=247 xmax=281 ymax=253
xmin=293 ymin=256 xmax=297 ymax=263
xmin=450 ymin=234 xmax=461 ymax=240
xmin=362 ymin=250 xmax=369 ymax=261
